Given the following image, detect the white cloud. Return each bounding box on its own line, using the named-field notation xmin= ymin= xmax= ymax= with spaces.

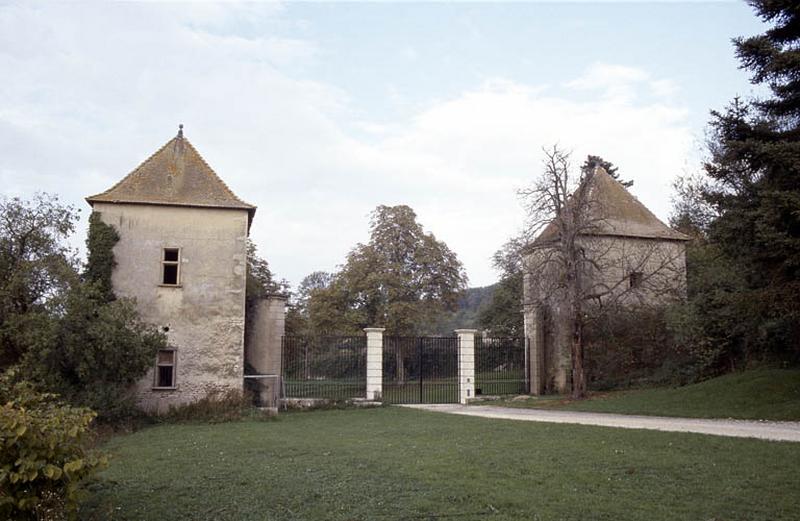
xmin=353 ymin=77 xmax=692 ymax=286
xmin=566 ymin=62 xmax=682 ymax=104
xmin=0 ymin=3 xmax=696 ymax=290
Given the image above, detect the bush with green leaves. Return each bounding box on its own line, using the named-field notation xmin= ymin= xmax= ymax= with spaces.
xmin=0 ymin=201 xmax=168 ymax=423
xmin=23 ymin=283 xmax=167 ymax=423
xmin=583 ymin=307 xmax=698 ymax=390
xmin=162 ymin=389 xmax=267 ymax=424
xmin=0 ymin=371 xmax=107 ymax=520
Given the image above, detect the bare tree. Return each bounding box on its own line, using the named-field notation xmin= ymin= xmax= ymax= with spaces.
xmin=520 ymin=146 xmax=687 ymax=399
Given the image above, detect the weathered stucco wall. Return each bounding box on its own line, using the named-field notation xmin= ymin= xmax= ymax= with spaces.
xmin=523 ymin=236 xmax=687 ymax=395
xmin=94 ymin=202 xmax=249 ymax=413
xmin=244 ymin=296 xmax=285 ymax=375
xmin=580 ymin=236 xmax=687 ymax=306
xmin=244 ymin=296 xmax=285 ymax=409
xmin=522 ymin=247 xmax=571 ymax=395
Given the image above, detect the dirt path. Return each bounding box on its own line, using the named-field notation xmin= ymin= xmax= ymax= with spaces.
xmin=399 ymin=404 xmax=800 ymax=442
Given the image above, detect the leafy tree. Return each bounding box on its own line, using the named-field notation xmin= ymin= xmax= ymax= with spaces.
xmin=1 ymin=198 xmax=168 ymax=422
xmin=285 ymin=271 xmax=334 ymax=335
xmin=18 ymin=211 xmax=167 ymax=422
xmin=477 ymin=276 xmax=522 ymax=336
xmin=700 ymin=0 xmax=800 ymax=363
xmin=296 ymin=271 xmax=334 ymax=307
xmin=0 ymin=194 xmax=79 ymax=369
xmin=666 ymin=241 xmax=751 ymax=375
xmin=478 ymin=238 xmax=525 ymax=336
xmin=246 ymin=241 xmax=288 ymax=303
xmin=306 ymin=279 xmax=356 ymax=334
xmin=670 ymin=173 xmax=718 ymax=238
xmin=245 ymin=241 xmax=291 ymax=364
xmin=283 ymin=306 xmax=307 ymax=337
xmin=306 ymin=205 xmax=468 ymax=335
xmin=24 ymin=283 xmax=167 ymax=422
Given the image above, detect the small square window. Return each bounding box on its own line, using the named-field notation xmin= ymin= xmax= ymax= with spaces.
xmin=629 ymin=271 xmax=644 ymax=289
xmin=162 ymin=248 xmax=180 ymax=285
xmin=155 ymin=349 xmax=176 ymax=388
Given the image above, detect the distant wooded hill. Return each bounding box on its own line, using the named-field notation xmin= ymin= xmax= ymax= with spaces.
xmin=426 ymin=284 xmax=496 ymax=335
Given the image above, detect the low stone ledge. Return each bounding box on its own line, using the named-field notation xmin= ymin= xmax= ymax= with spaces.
xmin=348 ymin=398 xmax=383 ymax=408
xmin=281 ymin=397 xmax=331 ymax=410
xmin=280 ymin=397 xmax=384 ymax=411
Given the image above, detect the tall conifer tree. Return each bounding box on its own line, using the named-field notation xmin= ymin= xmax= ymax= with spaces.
xmin=704 ymin=0 xmax=800 ymax=358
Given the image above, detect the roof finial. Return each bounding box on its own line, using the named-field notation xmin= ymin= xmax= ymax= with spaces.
xmin=178 ymin=124 xmax=184 ymax=138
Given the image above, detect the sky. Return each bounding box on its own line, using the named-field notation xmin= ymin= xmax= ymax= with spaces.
xmin=0 ymin=1 xmax=767 ymax=289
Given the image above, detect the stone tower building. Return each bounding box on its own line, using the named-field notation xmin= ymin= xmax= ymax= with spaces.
xmin=522 ymin=167 xmax=690 ymax=395
xmin=86 ymin=127 xmax=282 ymax=412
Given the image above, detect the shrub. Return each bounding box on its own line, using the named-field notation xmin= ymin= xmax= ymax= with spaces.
xmin=584 ymin=307 xmax=697 ymax=390
xmin=23 ymin=283 xmax=167 ymax=424
xmin=0 ymin=371 xmax=107 ymax=520
xmin=162 ymin=389 xmax=268 ymax=424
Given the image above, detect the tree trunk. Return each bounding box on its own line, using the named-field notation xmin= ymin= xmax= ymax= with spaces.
xmin=566 ymin=236 xmax=587 ymax=400
xmin=570 ymin=317 xmax=586 ymax=399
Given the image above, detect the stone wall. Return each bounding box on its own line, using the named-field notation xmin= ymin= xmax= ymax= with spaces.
xmin=244 ymin=296 xmax=286 ymax=375
xmin=580 ymin=236 xmax=687 ymax=306
xmin=94 ymin=202 xmax=249 ymax=413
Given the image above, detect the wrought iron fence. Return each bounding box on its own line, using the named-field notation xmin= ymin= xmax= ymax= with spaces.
xmin=475 ymin=336 xmax=528 ymax=396
xmin=383 ymin=336 xmax=459 ymax=404
xmin=281 ymin=336 xmax=367 ymax=400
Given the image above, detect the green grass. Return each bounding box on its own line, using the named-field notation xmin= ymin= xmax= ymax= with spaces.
xmin=283 ymin=379 xmax=366 ymax=400
xmin=82 ymin=407 xmax=800 ymax=520
xmin=480 ymin=368 xmax=800 ymax=421
xmin=383 ymin=379 xmax=458 ymax=403
xmin=476 ymin=369 xmax=527 ymax=396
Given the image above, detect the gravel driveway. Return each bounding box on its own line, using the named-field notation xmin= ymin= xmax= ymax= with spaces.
xmin=399 ymin=404 xmax=800 ymax=442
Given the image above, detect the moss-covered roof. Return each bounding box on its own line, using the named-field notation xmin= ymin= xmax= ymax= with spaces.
xmin=86 ymin=128 xmax=255 ymax=222
xmin=535 ymin=167 xmax=689 ymax=244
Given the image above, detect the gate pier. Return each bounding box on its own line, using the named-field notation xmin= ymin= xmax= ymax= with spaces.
xmin=454 ymin=329 xmax=477 ymax=404
xmin=365 ymin=328 xmax=385 ymax=401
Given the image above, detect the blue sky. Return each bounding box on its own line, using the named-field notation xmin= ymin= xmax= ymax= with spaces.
xmin=0 ymin=1 xmax=766 ymax=288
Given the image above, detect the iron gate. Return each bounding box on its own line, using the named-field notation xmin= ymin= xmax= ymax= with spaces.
xmin=382 ymin=336 xmax=459 ymax=404
xmin=475 ymin=336 xmax=529 ymax=396
xmin=281 ymin=336 xmax=366 ymax=400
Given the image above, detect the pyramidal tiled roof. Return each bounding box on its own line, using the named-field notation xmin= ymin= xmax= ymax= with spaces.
xmin=535 ymin=167 xmax=689 ymax=244
xmin=87 ymin=128 xmax=256 ymax=221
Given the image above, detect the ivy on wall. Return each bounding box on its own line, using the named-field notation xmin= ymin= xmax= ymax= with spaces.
xmin=84 ymin=211 xmax=120 ymax=302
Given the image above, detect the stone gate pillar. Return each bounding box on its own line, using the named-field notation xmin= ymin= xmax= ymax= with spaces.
xmin=454 ymin=329 xmax=477 ymax=404
xmin=529 ymin=306 xmax=545 ymax=395
xmin=364 ymin=328 xmax=385 ymax=401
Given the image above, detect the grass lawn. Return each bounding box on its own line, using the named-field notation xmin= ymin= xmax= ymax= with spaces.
xmin=479 ymin=368 xmax=800 ymax=421
xmin=82 ymin=407 xmax=800 ymax=520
